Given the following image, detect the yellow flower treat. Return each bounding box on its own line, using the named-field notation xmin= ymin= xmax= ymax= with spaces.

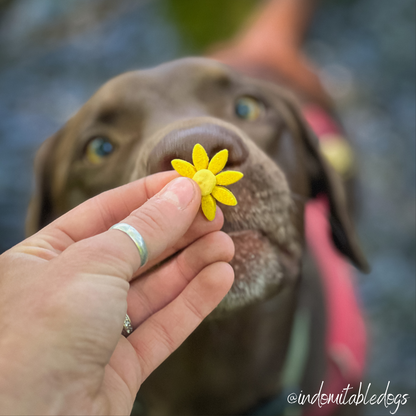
xmin=171 ymin=144 xmax=244 ymax=221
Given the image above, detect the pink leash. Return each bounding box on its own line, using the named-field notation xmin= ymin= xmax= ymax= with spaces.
xmin=304 ymin=106 xmax=367 ymax=416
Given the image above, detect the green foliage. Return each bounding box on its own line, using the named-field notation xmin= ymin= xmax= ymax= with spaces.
xmin=161 ymin=0 xmax=258 ymax=53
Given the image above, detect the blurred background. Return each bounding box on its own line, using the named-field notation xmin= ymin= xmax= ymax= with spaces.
xmin=0 ymin=0 xmax=414 ymax=414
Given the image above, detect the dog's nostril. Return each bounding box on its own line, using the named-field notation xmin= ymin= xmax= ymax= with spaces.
xmin=147 ymin=123 xmax=249 ymax=175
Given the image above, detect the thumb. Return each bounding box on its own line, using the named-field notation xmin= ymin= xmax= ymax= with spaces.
xmin=60 ymin=177 xmax=202 ymax=280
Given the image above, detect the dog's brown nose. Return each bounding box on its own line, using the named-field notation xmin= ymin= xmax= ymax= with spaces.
xmin=147 ymin=123 xmax=249 ymax=174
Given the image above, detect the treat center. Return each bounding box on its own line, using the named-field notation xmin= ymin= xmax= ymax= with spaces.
xmin=193 ymin=169 xmax=216 ymax=196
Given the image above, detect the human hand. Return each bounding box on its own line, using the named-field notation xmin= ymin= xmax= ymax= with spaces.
xmin=0 ymin=172 xmax=234 ymax=415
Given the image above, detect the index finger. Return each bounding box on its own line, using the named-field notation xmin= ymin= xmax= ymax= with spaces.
xmin=42 ymin=171 xmax=178 ymax=245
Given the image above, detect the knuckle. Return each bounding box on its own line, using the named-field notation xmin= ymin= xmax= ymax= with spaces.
xmin=131 ymin=338 xmax=154 ymax=380
xmin=182 ymin=291 xmax=206 ymax=322
xmin=131 ymin=284 xmax=155 ymax=319
xmin=131 ymin=202 xmax=166 ymax=240
xmin=150 ymin=318 xmax=178 ymax=353
xmin=93 ymin=193 xmax=119 ymax=230
xmin=173 ymin=255 xmax=193 ymax=284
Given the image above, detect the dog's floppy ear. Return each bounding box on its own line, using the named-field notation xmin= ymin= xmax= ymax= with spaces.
xmin=278 ymin=94 xmax=370 ymax=273
xmin=26 ymin=129 xmax=62 ymax=236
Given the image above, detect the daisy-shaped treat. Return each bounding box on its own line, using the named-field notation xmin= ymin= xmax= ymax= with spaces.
xmin=171 ymin=144 xmax=243 ymax=221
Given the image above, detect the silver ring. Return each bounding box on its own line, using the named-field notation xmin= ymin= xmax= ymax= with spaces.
xmin=110 ymin=223 xmax=148 ymax=267
xmin=122 ymin=314 xmax=133 ymax=337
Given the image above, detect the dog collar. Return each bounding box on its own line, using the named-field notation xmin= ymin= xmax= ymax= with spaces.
xmin=241 ymin=307 xmax=310 ymax=416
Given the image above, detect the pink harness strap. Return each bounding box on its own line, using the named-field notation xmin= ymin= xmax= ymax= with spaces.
xmin=303 ymin=105 xmax=367 ymax=416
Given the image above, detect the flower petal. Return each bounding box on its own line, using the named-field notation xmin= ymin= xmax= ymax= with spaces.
xmin=192 ymin=144 xmax=209 ymax=171
xmin=216 ymin=170 xmax=244 ymax=186
xmin=171 ymin=159 xmax=197 ymax=178
xmin=208 ymin=149 xmax=228 ymax=174
xmin=211 ymin=186 xmax=237 ymax=206
xmin=201 ymin=194 xmax=216 ymax=221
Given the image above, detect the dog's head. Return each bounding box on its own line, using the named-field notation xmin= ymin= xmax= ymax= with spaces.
xmin=27 ymin=58 xmax=368 ymax=312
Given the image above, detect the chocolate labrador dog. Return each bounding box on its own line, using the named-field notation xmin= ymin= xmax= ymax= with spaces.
xmin=27 ymin=57 xmax=368 ymax=415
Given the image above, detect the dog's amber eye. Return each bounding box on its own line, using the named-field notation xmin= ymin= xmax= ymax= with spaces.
xmin=235 ymin=97 xmax=264 ymax=121
xmin=85 ymin=137 xmax=114 ymax=164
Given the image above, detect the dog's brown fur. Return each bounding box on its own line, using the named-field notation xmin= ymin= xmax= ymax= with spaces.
xmin=27 ymin=58 xmax=368 ymax=415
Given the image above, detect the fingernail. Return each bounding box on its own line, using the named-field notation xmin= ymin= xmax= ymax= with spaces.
xmin=158 ymin=177 xmax=196 ymax=209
